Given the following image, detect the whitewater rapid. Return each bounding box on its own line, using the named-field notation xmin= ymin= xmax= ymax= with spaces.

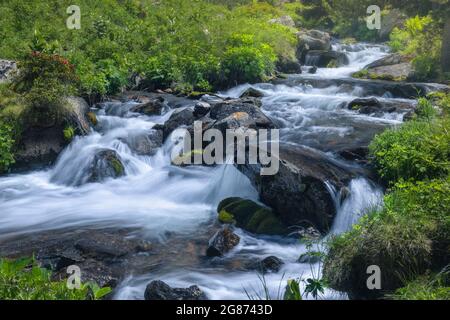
xmin=0 ymin=42 xmax=396 ymax=300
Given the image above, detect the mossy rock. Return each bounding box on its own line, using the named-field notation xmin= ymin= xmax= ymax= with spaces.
xmin=217 ymin=197 xmax=287 ymax=236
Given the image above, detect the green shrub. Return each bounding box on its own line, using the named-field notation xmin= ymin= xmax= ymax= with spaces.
xmin=0 ymin=122 xmax=15 ymax=173
xmin=323 ymin=178 xmax=450 ymax=298
xmin=0 ymin=257 xmax=111 ymax=300
xmin=388 ymin=16 xmax=442 ymax=81
xmin=369 ymin=118 xmax=450 ymax=183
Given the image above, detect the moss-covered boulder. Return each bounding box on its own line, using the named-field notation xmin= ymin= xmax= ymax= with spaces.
xmin=217 ymin=197 xmax=287 ymax=235
xmin=87 ymin=149 xmax=125 ymax=183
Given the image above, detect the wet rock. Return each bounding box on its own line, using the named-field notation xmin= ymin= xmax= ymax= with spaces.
xmin=75 ymin=239 xmax=128 ymax=259
xmin=130 ymin=97 xmax=165 ymax=116
xmin=144 ymin=280 xmax=207 ymax=300
xmin=297 ymin=226 xmax=322 ymax=241
xmin=276 ymin=57 xmax=302 ymax=74
xmin=304 ymin=50 xmax=349 ymax=68
xmin=248 ymin=256 xmax=284 ymax=273
xmin=13 ymin=97 xmax=91 ymax=170
xmin=193 ymin=101 xmax=211 ymax=118
xmin=237 ymin=144 xmax=360 ymax=233
xmin=357 ymin=54 xmax=414 ymax=81
xmin=308 ymin=66 xmax=318 ymax=74
xmin=122 ymin=130 xmax=163 ymax=156
xmin=217 ymin=198 xmax=287 ymax=235
xmin=347 ymin=97 xmax=415 ymax=116
xmin=239 ymin=87 xmax=265 ymax=99
xmin=206 ymin=226 xmax=240 ymax=257
xmin=0 ymin=59 xmax=17 ymax=83
xmin=209 ymin=100 xmax=275 ymax=129
xmin=163 ymin=108 xmax=195 ymax=139
xmin=87 ymin=149 xmax=125 ymax=183
xmin=296 ymin=30 xmax=331 ymax=62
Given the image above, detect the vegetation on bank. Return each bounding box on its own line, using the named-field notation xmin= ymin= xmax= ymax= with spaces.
xmin=323 ymin=93 xmax=450 ymax=299
xmin=0 ymin=257 xmax=111 ymax=300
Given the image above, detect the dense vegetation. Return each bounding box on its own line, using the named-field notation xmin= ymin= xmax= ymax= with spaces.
xmin=0 ymin=257 xmax=111 ymax=300
xmin=324 ymin=93 xmax=450 ymax=299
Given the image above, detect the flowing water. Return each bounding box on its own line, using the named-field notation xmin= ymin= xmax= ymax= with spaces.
xmin=0 ymin=42 xmax=407 ymax=300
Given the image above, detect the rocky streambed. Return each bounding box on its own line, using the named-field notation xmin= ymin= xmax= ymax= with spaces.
xmin=0 ymin=40 xmax=448 ymax=300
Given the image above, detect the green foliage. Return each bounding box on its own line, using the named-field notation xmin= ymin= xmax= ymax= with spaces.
xmin=389 ymin=16 xmax=442 ymax=81
xmin=0 ymin=122 xmax=15 ymax=173
xmin=283 ymin=279 xmax=302 ymax=300
xmin=218 ymin=210 xmax=236 ymax=224
xmin=0 ymin=0 xmax=297 ymax=96
xmin=0 ymin=257 xmax=111 ymax=300
xmin=369 ymin=117 xmax=450 ymax=183
xmin=63 ymin=126 xmax=75 ymax=142
xmin=389 ymin=269 xmax=450 ymax=300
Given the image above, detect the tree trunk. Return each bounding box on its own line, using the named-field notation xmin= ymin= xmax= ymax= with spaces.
xmin=442 ymin=18 xmax=450 ymax=73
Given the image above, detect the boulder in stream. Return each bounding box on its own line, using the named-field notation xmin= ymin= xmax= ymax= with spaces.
xmin=206 ymin=226 xmax=240 ymax=257
xmin=87 ymin=149 xmax=125 ymax=183
xmin=296 ymin=30 xmax=331 ymax=62
xmin=236 ymin=144 xmax=361 ymax=233
xmin=217 ymin=198 xmax=287 ymax=235
xmin=130 ymin=96 xmax=165 ymax=115
xmin=304 ymin=50 xmax=349 ymax=68
xmin=354 ymin=53 xmax=414 ymax=81
xmin=247 ymin=256 xmax=284 ymax=273
xmin=347 ymin=97 xmax=415 ymax=116
xmin=144 ymin=280 xmax=207 ymax=300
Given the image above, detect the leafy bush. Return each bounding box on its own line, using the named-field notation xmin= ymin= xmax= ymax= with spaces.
xmin=0 ymin=122 xmax=15 ymax=173
xmin=369 ymin=118 xmax=450 ymax=183
xmin=389 ymin=16 xmax=442 ymax=81
xmin=0 ymin=257 xmax=111 ymax=300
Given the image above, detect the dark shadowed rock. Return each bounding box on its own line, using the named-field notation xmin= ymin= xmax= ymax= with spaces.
xmin=163 ymin=108 xmax=195 ymax=139
xmin=347 ymin=97 xmax=415 ymax=116
xmin=217 ymin=198 xmax=287 ymax=235
xmin=239 ymin=87 xmax=265 ymax=99
xmin=247 ymin=256 xmax=284 ymax=273
xmin=206 ymin=226 xmax=240 ymax=257
xmin=276 ymin=57 xmax=302 ymax=74
xmin=121 ymin=130 xmax=163 ymax=156
xmin=304 ymin=50 xmax=349 ymax=67
xmin=193 ymin=101 xmax=211 ymax=118
xmin=144 ymin=280 xmax=207 ymax=300
xmin=297 ymin=30 xmax=331 ymax=63
xmin=130 ymin=97 xmax=165 ymax=115
xmin=14 ymin=97 xmax=91 ymax=170
xmin=209 ymin=100 xmax=274 ymax=129
xmin=87 ymin=149 xmax=125 ymax=183
xmin=237 ymin=144 xmax=362 ymax=232
xmin=298 ymin=252 xmax=322 ymax=264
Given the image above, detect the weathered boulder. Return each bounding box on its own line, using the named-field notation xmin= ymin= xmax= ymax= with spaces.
xmin=296 ymin=30 xmax=331 ymax=62
xmin=130 ymin=96 xmax=165 ymax=116
xmin=0 ymin=59 xmax=17 ymax=83
xmin=217 ymin=198 xmax=287 ymax=235
xmin=355 ymin=54 xmax=414 ymax=81
xmin=193 ymin=101 xmax=211 ymax=118
xmin=121 ymin=130 xmax=163 ymax=156
xmin=247 ymin=256 xmax=284 ymax=273
xmin=347 ymin=97 xmax=415 ymax=116
xmin=144 ymin=280 xmax=207 ymax=300
xmin=304 ymin=50 xmax=349 ymax=68
xmin=298 ymin=252 xmax=322 ymax=264
xmin=87 ymin=149 xmax=125 ymax=183
xmin=206 ymin=226 xmax=240 ymax=257
xmin=276 ymin=56 xmax=302 ymax=74
xmin=209 ymin=100 xmax=274 ymax=129
xmin=163 ymin=107 xmax=195 ymax=139
xmin=239 ymin=87 xmax=265 ymax=99
xmin=237 ymin=144 xmax=359 ymax=232
xmin=14 ymin=97 xmax=91 ymax=169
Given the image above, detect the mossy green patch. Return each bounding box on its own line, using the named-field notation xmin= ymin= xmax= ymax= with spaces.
xmin=110 ymin=158 xmax=124 ymax=176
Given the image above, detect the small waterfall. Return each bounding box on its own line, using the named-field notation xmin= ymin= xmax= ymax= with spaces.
xmin=330 ymin=178 xmax=384 ymax=234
